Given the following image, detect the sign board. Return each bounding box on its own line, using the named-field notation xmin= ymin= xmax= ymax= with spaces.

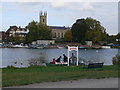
xmin=68 ymin=47 xmax=78 ymax=51
xmin=68 ymin=46 xmax=78 ymax=66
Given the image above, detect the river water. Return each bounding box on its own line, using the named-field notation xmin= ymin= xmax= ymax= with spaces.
xmin=1 ymin=48 xmax=118 ymax=67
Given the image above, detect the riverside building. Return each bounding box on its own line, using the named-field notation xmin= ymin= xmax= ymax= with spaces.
xmin=6 ymin=26 xmax=29 ymax=40
xmin=39 ymin=11 xmax=70 ymax=40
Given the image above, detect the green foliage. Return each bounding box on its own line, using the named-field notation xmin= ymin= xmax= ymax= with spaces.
xmin=71 ymin=19 xmax=88 ymax=42
xmin=108 ymin=35 xmax=117 ymax=43
xmin=6 ymin=65 xmax=16 ymax=69
xmin=25 ymin=21 xmax=52 ymax=43
xmin=64 ymin=31 xmax=73 ymax=41
xmin=71 ymin=17 xmax=108 ymax=43
xmin=8 ymin=35 xmax=24 ymax=43
xmin=85 ymin=30 xmax=105 ymax=42
xmin=8 ymin=36 xmax=19 ymax=42
xmin=85 ymin=17 xmax=108 ymax=42
xmin=112 ymin=55 xmax=120 ymax=65
xmin=116 ymin=33 xmax=120 ymax=39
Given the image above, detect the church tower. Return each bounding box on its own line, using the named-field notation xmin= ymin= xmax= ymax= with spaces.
xmin=39 ymin=11 xmax=47 ymax=25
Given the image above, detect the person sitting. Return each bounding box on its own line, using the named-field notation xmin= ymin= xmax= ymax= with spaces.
xmin=63 ymin=54 xmax=68 ymax=62
xmin=60 ymin=56 xmax=63 ymax=63
xmin=50 ymin=58 xmax=56 ymax=64
xmin=56 ymin=56 xmax=62 ymax=62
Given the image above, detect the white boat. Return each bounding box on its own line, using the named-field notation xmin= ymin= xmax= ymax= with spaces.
xmin=11 ymin=45 xmax=23 ymax=48
xmin=102 ymin=46 xmax=111 ymax=48
xmin=55 ymin=62 xmax=68 ymax=64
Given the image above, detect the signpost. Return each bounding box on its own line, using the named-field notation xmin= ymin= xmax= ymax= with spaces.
xmin=68 ymin=46 xmax=78 ymax=66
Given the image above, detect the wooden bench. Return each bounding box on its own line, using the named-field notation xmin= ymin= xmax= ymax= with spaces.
xmin=83 ymin=62 xmax=104 ymax=70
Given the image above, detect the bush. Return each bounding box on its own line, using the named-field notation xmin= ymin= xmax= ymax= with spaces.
xmin=112 ymin=55 xmax=120 ymax=65
xmin=6 ymin=65 xmax=16 ymax=69
xmin=28 ymin=57 xmax=47 ymax=66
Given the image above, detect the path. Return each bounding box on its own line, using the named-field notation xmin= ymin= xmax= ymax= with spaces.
xmin=6 ymin=78 xmax=119 ymax=88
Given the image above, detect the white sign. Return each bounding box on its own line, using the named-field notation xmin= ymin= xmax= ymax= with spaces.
xmin=68 ymin=46 xmax=78 ymax=66
xmin=68 ymin=46 xmax=78 ymax=51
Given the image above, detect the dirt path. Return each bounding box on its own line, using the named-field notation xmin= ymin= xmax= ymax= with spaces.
xmin=6 ymin=78 xmax=118 ymax=88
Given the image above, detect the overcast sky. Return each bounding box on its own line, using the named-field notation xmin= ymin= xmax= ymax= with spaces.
xmin=0 ymin=0 xmax=119 ymax=35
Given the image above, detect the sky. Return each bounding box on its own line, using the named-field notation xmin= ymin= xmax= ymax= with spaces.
xmin=0 ymin=0 xmax=119 ymax=35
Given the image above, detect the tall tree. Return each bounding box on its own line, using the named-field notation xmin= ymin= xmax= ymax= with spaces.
xmin=64 ymin=31 xmax=72 ymax=41
xmin=25 ymin=21 xmax=52 ymax=44
xmin=71 ymin=17 xmax=108 ymax=43
xmin=71 ymin=19 xmax=88 ymax=43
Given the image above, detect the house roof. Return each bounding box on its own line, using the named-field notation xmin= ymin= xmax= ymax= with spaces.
xmin=7 ymin=26 xmax=27 ymax=32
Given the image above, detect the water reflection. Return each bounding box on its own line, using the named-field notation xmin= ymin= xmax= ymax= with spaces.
xmin=28 ymin=56 xmax=47 ymax=66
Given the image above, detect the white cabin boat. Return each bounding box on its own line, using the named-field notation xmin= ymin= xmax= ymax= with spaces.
xmin=102 ymin=46 xmax=111 ymax=48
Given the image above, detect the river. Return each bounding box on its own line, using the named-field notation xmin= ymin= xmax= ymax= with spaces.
xmin=1 ymin=48 xmax=118 ymax=67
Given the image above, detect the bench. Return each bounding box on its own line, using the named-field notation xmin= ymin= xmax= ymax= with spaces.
xmin=83 ymin=62 xmax=104 ymax=70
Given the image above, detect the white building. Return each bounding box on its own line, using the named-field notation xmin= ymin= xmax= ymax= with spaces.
xmin=86 ymin=41 xmax=92 ymax=46
xmin=6 ymin=26 xmax=29 ymax=38
xmin=32 ymin=40 xmax=55 ymax=45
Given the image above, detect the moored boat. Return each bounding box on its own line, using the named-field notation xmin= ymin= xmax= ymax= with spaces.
xmin=79 ymin=46 xmax=86 ymax=49
xmin=46 ymin=62 xmax=68 ymax=66
xmin=102 ymin=46 xmax=111 ymax=48
xmin=11 ymin=45 xmax=24 ymax=48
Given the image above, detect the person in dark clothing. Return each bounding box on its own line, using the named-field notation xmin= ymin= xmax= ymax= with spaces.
xmin=63 ymin=54 xmax=68 ymax=62
xmin=56 ymin=56 xmax=62 ymax=62
xmin=70 ymin=53 xmax=77 ymax=65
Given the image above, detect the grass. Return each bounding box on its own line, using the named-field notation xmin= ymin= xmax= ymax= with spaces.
xmin=2 ymin=65 xmax=119 ymax=87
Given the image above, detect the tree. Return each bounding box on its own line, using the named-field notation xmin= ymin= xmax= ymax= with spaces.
xmin=71 ymin=19 xmax=88 ymax=43
xmin=108 ymin=35 xmax=117 ymax=43
xmin=26 ymin=20 xmax=38 ymax=32
xmin=85 ymin=30 xmax=102 ymax=42
xmin=25 ymin=21 xmax=52 ymax=44
xmin=8 ymin=35 xmax=22 ymax=44
xmin=85 ymin=17 xmax=107 ymax=42
xmin=64 ymin=31 xmax=72 ymax=41
xmin=116 ymin=33 xmax=120 ymax=39
xmin=71 ymin=17 xmax=108 ymax=43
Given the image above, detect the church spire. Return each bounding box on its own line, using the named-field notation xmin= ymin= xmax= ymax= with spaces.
xmin=44 ymin=11 xmax=47 ymax=16
xmin=39 ymin=10 xmax=47 ymax=25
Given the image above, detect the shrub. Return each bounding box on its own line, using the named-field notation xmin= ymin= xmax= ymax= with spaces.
xmin=28 ymin=57 xmax=47 ymax=66
xmin=6 ymin=65 xmax=16 ymax=69
xmin=112 ymin=54 xmax=120 ymax=65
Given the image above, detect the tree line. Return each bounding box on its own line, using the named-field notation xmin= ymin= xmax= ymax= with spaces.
xmin=7 ymin=17 xmax=119 ymax=45
xmin=64 ymin=17 xmax=119 ymax=45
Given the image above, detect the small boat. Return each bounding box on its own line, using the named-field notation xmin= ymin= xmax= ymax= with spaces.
xmin=102 ymin=46 xmax=111 ymax=49
xmin=55 ymin=62 xmax=68 ymax=65
xmin=0 ymin=43 xmax=4 ymax=48
xmin=46 ymin=62 xmax=68 ymax=66
xmin=79 ymin=46 xmax=86 ymax=49
xmin=11 ymin=45 xmax=23 ymax=48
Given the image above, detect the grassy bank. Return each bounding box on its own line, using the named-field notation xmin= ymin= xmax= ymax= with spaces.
xmin=2 ymin=65 xmax=119 ymax=87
